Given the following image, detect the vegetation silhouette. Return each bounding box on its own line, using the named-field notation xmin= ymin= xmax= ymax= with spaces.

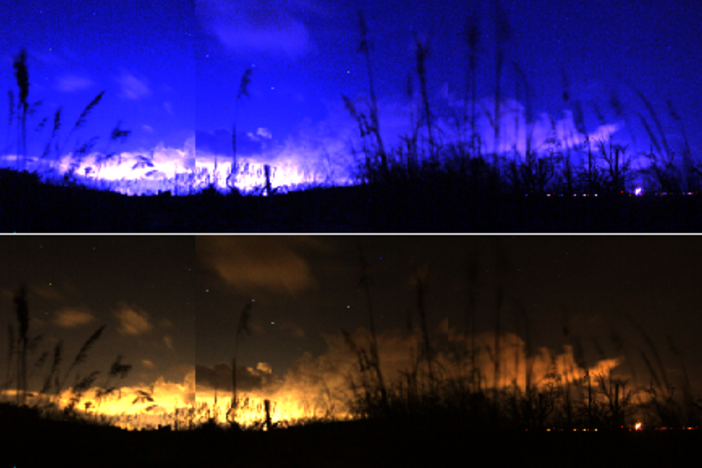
xmin=3 ymin=237 xmax=702 ymax=468
xmin=339 ymin=240 xmax=702 ymax=433
xmin=342 ymin=5 xmax=700 ymax=198
xmin=2 ymin=31 xmax=702 ymax=231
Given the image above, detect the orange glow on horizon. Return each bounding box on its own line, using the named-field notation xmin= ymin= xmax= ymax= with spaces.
xmin=0 ymin=367 xmax=350 ymax=431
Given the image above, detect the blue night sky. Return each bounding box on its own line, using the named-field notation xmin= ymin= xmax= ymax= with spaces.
xmin=0 ymin=0 xmax=195 ymax=154
xmin=1 ymin=0 xmax=700 ymax=192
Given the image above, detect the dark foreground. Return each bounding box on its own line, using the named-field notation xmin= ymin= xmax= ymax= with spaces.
xmin=2 ymin=170 xmax=702 ymax=232
xmin=2 ymin=404 xmax=701 ymax=468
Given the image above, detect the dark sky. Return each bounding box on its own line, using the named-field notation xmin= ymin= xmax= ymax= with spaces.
xmin=2 ymin=235 xmax=702 ymax=426
xmin=0 ymin=236 xmax=196 ymax=425
xmin=0 ymin=0 xmax=196 ymax=190
xmin=1 ymin=0 xmax=700 ymax=193
xmin=199 ymin=0 xmax=702 ymax=190
xmin=196 ymin=236 xmax=702 ymax=394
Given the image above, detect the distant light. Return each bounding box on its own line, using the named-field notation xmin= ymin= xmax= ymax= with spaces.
xmin=635 ymin=422 xmax=642 ymax=431
xmin=635 ymin=187 xmax=642 ymax=196
xmin=271 ymin=322 xmax=275 ymax=325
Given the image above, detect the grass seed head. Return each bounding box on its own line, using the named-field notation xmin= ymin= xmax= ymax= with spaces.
xmin=12 ymin=49 xmax=29 ymax=109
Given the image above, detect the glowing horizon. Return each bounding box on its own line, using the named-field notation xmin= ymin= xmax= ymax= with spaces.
xmin=3 ymin=0 xmax=700 ymax=199
xmin=0 ymin=95 xmax=678 ymax=196
xmin=0 ymin=324 xmax=668 ymax=431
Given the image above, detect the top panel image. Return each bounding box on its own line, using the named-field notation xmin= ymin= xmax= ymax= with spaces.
xmin=1 ymin=0 xmax=701 ymax=232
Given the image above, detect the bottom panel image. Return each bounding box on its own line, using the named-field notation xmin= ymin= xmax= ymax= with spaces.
xmin=1 ymin=236 xmax=701 ymax=467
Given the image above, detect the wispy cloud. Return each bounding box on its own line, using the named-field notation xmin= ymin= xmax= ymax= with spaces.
xmin=163 ymin=336 xmax=174 ymax=350
xmin=247 ymin=127 xmax=272 ymax=141
xmin=216 ymin=324 xmax=623 ymax=422
xmin=55 ymin=74 xmax=94 ymax=92
xmin=160 ymin=318 xmax=174 ymax=328
xmin=31 ymin=284 xmax=64 ymax=302
xmin=197 ymin=237 xmax=324 ymax=294
xmin=53 ymin=307 xmax=95 ymax=328
xmin=196 ymin=361 xmax=276 ymax=392
xmin=116 ymin=72 xmax=151 ymax=100
xmin=114 ymin=304 xmax=153 ymax=335
xmin=196 ymin=0 xmax=315 ymax=57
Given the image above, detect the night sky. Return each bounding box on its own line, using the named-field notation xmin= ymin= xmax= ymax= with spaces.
xmin=2 ymin=235 xmax=702 ymax=427
xmin=1 ymin=0 xmax=700 ymax=192
xmin=196 ymin=0 xmax=702 ymax=188
xmin=0 ymin=0 xmax=195 ymax=154
xmin=0 ymin=237 xmax=195 ymax=386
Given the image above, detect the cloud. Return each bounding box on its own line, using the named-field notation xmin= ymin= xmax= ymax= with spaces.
xmin=113 ymin=304 xmax=153 ymax=335
xmin=257 ymin=128 xmax=272 ymax=139
xmin=197 ymin=237 xmax=321 ymax=294
xmin=116 ymin=72 xmax=151 ymax=100
xmin=203 ymin=324 xmax=626 ymax=423
xmin=278 ymin=319 xmax=305 ymax=338
xmin=246 ymin=127 xmax=273 ymax=142
xmin=160 ymin=318 xmax=174 ymax=328
xmin=237 ymin=92 xmax=628 ymax=191
xmin=195 ymin=128 xmax=268 ymax=160
xmin=196 ymin=0 xmax=313 ymax=57
xmin=53 ymin=307 xmax=95 ymax=328
xmin=55 ymin=74 xmax=94 ymax=92
xmin=163 ymin=336 xmax=174 ymax=350
xmin=195 ymin=362 xmax=277 ymax=392
xmin=49 ymin=369 xmax=197 ymax=430
xmin=31 ymin=284 xmax=64 ymax=302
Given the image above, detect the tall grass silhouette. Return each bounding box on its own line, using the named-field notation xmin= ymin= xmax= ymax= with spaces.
xmin=227 ymin=68 xmax=253 ymax=191
xmin=12 ymin=50 xmax=29 ymax=168
xmin=225 ymin=300 xmax=254 ymax=429
xmin=3 ymin=30 xmax=699 ymax=203
xmin=1 ymin=284 xmax=135 ymax=429
xmin=338 ymin=243 xmax=702 ymax=432
xmin=341 ymin=5 xmax=700 ymax=197
xmin=3 ymin=48 xmax=129 ymax=185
